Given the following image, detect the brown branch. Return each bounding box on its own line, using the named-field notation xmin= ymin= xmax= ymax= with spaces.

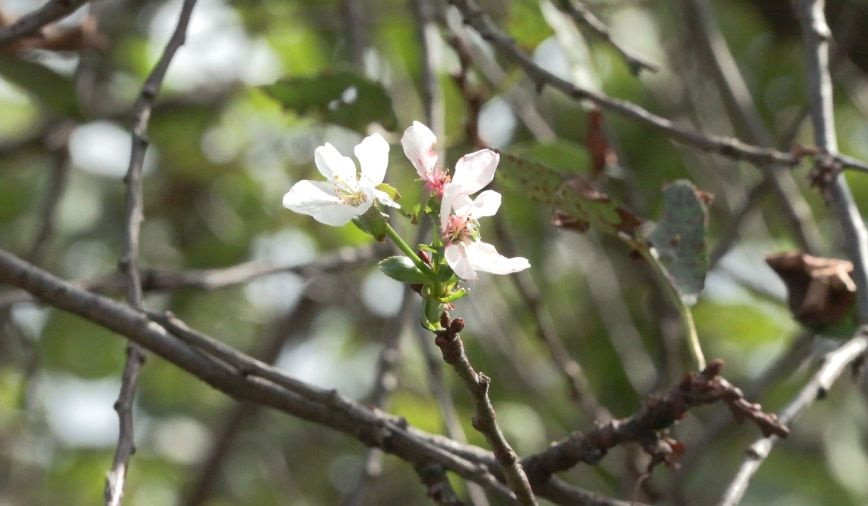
xmin=554 ymin=0 xmax=657 ymax=75
xmin=521 ymin=360 xmax=788 ymax=482
xmin=433 ymin=314 xmax=538 ymax=506
xmin=107 ymin=1 xmax=198 ymax=504
xmin=26 ymin=124 xmax=72 ymax=263
xmin=183 ymin=296 xmax=319 ymax=505
xmin=447 ymin=0 xmax=798 ymax=167
xmin=0 ymin=247 xmax=653 ymax=506
xmin=0 ymin=0 xmax=91 ymax=46
xmin=716 ymin=329 xmax=868 ymax=506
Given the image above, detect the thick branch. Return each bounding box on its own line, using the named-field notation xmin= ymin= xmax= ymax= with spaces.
xmin=0 ymin=247 xmax=636 ymax=506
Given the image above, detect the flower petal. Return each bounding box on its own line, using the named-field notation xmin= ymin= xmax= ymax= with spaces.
xmin=314 ymin=142 xmax=357 ymax=184
xmin=283 ymin=180 xmax=371 ymax=226
xmin=440 ymin=184 xmax=473 ymax=232
xmin=465 ymin=241 xmax=530 ymax=275
xmin=451 ymin=149 xmax=499 ymax=194
xmin=401 ymin=121 xmax=438 ymax=179
xmin=445 ymin=243 xmax=477 ymax=280
xmin=468 ymin=190 xmax=501 ymax=220
xmin=355 ymin=133 xmax=390 ymax=185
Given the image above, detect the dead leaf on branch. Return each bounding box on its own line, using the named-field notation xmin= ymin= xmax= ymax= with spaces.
xmin=766 ymin=252 xmax=856 ymax=330
xmin=586 ymin=108 xmax=617 ymax=177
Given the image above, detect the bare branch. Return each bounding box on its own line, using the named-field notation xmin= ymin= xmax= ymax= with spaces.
xmin=554 ymin=0 xmax=657 ymax=75
xmin=521 ymin=360 xmax=788 ymax=482
xmin=447 ymin=0 xmax=798 ymax=167
xmin=107 ymin=1 xmax=198 ymax=504
xmin=680 ymin=0 xmax=823 ymax=254
xmin=414 ymin=462 xmax=468 ymax=506
xmin=716 ymin=330 xmax=868 ymax=506
xmin=0 ymin=0 xmax=91 ymax=46
xmin=433 ymin=314 xmax=538 ymax=506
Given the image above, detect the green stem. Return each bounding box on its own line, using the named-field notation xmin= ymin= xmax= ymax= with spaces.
xmin=620 ymin=233 xmax=707 ymax=371
xmin=385 ymin=223 xmax=435 ymax=279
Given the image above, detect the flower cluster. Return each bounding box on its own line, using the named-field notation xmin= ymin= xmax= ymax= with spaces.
xmin=283 ymin=121 xmax=529 ymax=324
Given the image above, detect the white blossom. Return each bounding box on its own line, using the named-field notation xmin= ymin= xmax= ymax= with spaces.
xmin=283 ymin=134 xmax=397 ymax=226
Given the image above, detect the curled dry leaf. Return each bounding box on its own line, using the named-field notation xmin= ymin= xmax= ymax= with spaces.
xmin=766 ymin=252 xmax=856 ymax=329
xmin=586 ymin=108 xmax=617 ymax=177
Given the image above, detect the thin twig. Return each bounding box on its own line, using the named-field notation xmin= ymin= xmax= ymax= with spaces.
xmin=0 ymin=0 xmax=90 ymax=46
xmin=433 ymin=314 xmax=538 ymax=506
xmin=447 ymin=0 xmax=797 ymax=167
xmin=26 ymin=125 xmax=72 ymax=263
xmin=0 ymin=244 xmax=385 ymax=310
xmin=494 ymin=217 xmax=610 ymax=420
xmin=106 ymin=1 xmax=198 ymax=504
xmin=680 ymin=0 xmax=824 ymax=255
xmin=716 ymin=330 xmax=868 ymax=506
xmin=554 ymin=0 xmax=657 ymax=74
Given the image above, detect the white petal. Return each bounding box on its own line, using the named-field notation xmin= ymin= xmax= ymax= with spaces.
xmin=451 ymin=149 xmax=499 ymax=194
xmin=374 ymin=189 xmax=401 ymax=208
xmin=401 ymin=121 xmax=438 ymax=179
xmin=314 ymin=142 xmax=357 ymax=184
xmin=439 ymin=184 xmax=469 ymax=231
xmin=355 ymin=133 xmax=389 ymax=185
xmin=465 ymin=241 xmax=530 ymax=275
xmin=283 ymin=180 xmax=371 ymax=226
xmin=445 ymin=243 xmax=477 ymax=280
xmin=468 ymin=190 xmax=501 ymax=220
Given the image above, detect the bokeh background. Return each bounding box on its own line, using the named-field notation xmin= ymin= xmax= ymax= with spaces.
xmin=1 ymin=0 xmax=868 ymax=504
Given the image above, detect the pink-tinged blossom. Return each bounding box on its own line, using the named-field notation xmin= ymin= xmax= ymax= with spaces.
xmin=438 ymin=151 xmax=530 ymax=280
xmin=401 ymin=121 xmax=450 ymax=196
xmin=283 ymin=134 xmax=398 ymax=226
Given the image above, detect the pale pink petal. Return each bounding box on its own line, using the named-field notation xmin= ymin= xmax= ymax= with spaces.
xmin=314 ymin=142 xmax=357 ymax=184
xmin=401 ymin=121 xmax=438 ymax=179
xmin=467 ymin=190 xmax=501 ymax=220
xmin=283 ymin=180 xmax=371 ymax=226
xmin=465 ymin=241 xmax=530 ymax=275
xmin=445 ymin=243 xmax=477 ymax=280
xmin=451 ymin=149 xmax=499 ymax=194
xmin=355 ymin=133 xmax=389 ymax=185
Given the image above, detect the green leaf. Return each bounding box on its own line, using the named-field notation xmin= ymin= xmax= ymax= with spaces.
xmin=647 ymin=180 xmax=710 ymax=305
xmin=261 ymin=70 xmax=397 ymax=131
xmin=423 ymin=297 xmax=443 ymax=326
xmin=378 ymin=255 xmax=428 ymax=284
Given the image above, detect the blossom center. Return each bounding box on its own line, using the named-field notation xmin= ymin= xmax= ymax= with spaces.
xmin=424 ymin=169 xmax=450 ymax=197
xmin=443 ymin=214 xmax=475 ymax=244
xmin=331 ymin=177 xmax=367 ymax=207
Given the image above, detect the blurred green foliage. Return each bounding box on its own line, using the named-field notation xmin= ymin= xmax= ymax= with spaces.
xmin=1 ymin=0 xmax=867 ymax=505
